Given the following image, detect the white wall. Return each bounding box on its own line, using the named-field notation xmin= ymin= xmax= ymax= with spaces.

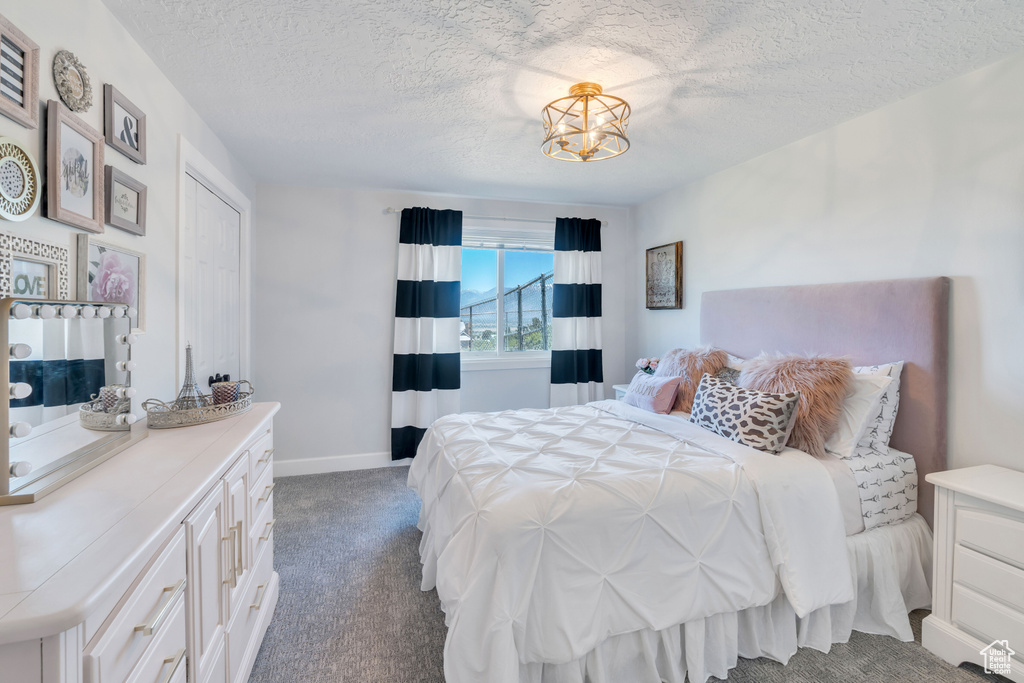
xmin=252 ymin=186 xmax=631 ymax=474
xmin=628 ymin=51 xmax=1024 ymax=472
xmin=2 ymin=0 xmax=252 ymax=408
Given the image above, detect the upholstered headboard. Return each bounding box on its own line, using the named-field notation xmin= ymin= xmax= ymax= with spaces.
xmin=700 ymin=277 xmax=950 ymax=527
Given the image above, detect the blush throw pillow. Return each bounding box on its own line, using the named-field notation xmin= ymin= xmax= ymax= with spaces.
xmin=853 ymin=361 xmax=905 ymax=451
xmin=689 ymin=373 xmax=801 ymax=454
xmin=654 ymin=346 xmax=728 ymax=412
xmin=739 ymin=354 xmax=853 ymax=459
xmin=623 ymin=372 xmax=681 ymax=414
xmin=825 ymin=373 xmax=893 ymax=459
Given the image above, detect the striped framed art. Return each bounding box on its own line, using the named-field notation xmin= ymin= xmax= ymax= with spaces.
xmin=0 ymin=14 xmax=39 ymax=130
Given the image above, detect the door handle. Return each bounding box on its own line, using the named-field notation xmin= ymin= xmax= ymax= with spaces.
xmin=135 ymin=579 xmax=186 ymax=636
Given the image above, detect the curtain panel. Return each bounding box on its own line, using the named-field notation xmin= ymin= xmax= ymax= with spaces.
xmin=550 ymin=217 xmax=604 ymax=407
xmin=391 ymin=207 xmax=462 ymax=460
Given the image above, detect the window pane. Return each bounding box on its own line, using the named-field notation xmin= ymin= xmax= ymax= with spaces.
xmin=503 ymin=250 xmax=554 ymax=352
xmin=460 ymin=249 xmax=497 ymax=352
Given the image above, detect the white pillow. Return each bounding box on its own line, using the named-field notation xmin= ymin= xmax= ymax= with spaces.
xmin=725 ymin=353 xmax=746 ymax=370
xmin=853 ymin=361 xmax=905 ymax=451
xmin=825 ymin=373 xmax=892 ymax=458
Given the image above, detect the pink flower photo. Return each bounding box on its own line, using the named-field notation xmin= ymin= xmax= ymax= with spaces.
xmin=82 ymin=238 xmax=145 ymax=331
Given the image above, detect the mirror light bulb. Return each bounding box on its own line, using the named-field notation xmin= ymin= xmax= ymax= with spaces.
xmin=10 ymin=304 xmax=30 ymax=319
xmin=111 ymin=307 xmax=125 ymax=318
xmin=80 ymin=306 xmax=96 ymax=319
xmin=9 ymin=343 xmax=30 ymax=359
xmin=97 ymin=307 xmax=111 ymax=319
xmin=37 ymin=305 xmax=56 ymax=319
xmin=9 ymin=422 xmax=31 ymax=438
xmin=60 ymin=305 xmax=78 ymax=318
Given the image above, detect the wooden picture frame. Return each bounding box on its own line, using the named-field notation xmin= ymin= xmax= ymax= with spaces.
xmin=77 ymin=234 xmax=145 ymax=332
xmin=46 ymin=100 xmax=104 ymax=233
xmin=645 ymin=241 xmax=683 ymax=310
xmin=104 ymin=84 xmax=146 ymax=164
xmin=0 ymin=231 xmax=70 ymax=300
xmin=104 ymin=165 xmax=146 ymax=236
xmin=0 ymin=14 xmax=40 ymax=129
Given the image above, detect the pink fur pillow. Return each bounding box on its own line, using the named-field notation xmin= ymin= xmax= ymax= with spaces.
xmin=654 ymin=346 xmax=728 ymax=412
xmin=738 ymin=354 xmax=852 ymax=459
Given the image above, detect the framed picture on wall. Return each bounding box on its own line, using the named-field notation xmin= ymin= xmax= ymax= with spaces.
xmin=0 ymin=14 xmax=39 ymax=129
xmin=645 ymin=241 xmax=683 ymax=310
xmin=76 ymin=234 xmax=145 ymax=332
xmin=0 ymin=232 xmax=70 ymax=299
xmin=104 ymin=165 xmax=146 ymax=235
xmin=46 ymin=100 xmax=104 ymax=233
xmin=103 ymin=84 xmax=146 ymax=164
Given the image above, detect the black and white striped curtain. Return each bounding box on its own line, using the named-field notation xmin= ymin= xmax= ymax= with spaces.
xmin=550 ymin=217 xmax=603 ymax=407
xmin=391 ymin=207 xmax=462 ymax=460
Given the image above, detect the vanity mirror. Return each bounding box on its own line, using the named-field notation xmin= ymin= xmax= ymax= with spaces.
xmin=1 ymin=297 xmax=146 ymax=505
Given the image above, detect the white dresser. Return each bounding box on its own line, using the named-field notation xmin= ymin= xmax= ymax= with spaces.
xmin=923 ymin=464 xmax=1024 ymax=682
xmin=0 ymin=402 xmax=280 ymax=683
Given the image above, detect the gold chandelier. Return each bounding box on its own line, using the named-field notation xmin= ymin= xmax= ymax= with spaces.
xmin=541 ymin=82 xmax=630 ymax=162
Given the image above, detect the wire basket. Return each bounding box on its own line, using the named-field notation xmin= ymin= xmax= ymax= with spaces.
xmin=79 ymin=396 xmax=133 ymax=431
xmin=142 ymin=382 xmax=254 ymax=429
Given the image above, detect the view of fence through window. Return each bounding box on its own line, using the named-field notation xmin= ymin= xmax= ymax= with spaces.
xmin=461 ymin=248 xmax=554 ymax=352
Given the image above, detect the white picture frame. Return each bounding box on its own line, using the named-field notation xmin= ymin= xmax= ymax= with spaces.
xmin=0 ymin=232 xmax=70 ymax=299
xmin=76 ymin=234 xmax=145 ymax=332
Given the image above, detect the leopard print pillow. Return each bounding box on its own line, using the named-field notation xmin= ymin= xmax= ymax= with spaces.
xmin=689 ymin=373 xmax=801 ymax=454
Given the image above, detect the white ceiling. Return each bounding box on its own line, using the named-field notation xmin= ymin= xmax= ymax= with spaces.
xmin=101 ymin=0 xmax=1024 ymax=206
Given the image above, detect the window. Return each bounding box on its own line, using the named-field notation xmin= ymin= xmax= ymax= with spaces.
xmin=460 ymin=239 xmax=553 ymax=358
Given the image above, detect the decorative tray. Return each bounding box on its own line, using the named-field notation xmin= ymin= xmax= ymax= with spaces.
xmin=142 ymin=387 xmax=253 ymax=429
xmin=79 ymin=396 xmax=133 ymax=431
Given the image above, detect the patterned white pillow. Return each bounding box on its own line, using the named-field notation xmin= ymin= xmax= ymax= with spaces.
xmin=689 ymin=373 xmax=801 ymax=454
xmin=853 ymin=362 xmax=904 ymax=452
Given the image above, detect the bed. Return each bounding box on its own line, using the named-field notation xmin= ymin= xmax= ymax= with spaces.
xmin=409 ymin=277 xmax=950 ymax=683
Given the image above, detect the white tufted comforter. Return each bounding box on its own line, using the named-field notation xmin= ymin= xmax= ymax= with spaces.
xmin=408 ymin=400 xmax=854 ymax=683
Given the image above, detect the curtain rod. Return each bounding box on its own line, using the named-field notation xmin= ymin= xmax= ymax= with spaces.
xmin=384 ymin=207 xmax=555 ymax=225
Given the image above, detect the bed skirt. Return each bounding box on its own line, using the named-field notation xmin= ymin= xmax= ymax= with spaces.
xmin=517 ymin=513 xmax=932 ymax=683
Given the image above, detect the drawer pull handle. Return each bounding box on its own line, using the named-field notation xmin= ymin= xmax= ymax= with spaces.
xmin=250 ymin=583 xmax=267 ymax=611
xmin=258 ymin=482 xmax=276 ymax=503
xmin=235 ymin=520 xmax=244 ymax=578
xmin=257 ymin=448 xmax=275 ymax=465
xmin=223 ymin=527 xmax=237 ymax=587
xmin=135 ymin=579 xmax=185 ymax=636
xmin=260 ymin=518 xmax=276 ymax=541
xmin=160 ymin=648 xmax=186 ymax=683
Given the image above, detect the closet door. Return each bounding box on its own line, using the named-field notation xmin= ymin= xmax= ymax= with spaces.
xmin=185 ymin=483 xmax=228 ymax=683
xmin=183 ymin=175 xmax=241 ymax=387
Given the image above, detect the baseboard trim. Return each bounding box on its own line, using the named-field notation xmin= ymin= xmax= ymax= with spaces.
xmin=274 ymin=451 xmax=410 ymax=477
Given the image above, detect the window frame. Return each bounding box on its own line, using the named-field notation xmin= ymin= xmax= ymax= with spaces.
xmin=460 ymin=236 xmax=553 ymax=371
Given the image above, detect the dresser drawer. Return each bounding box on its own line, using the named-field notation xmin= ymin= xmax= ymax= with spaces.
xmin=85 ymin=526 xmax=187 ymax=683
xmin=250 ymin=461 xmax=275 ymax=529
xmin=250 ymin=493 xmax=275 ymax=563
xmin=956 ymin=508 xmax=1024 ymax=567
xmin=247 ymin=427 xmax=274 ymax=484
xmin=124 ymin=595 xmax=187 ymax=683
xmin=955 ymin=545 xmax=1024 ymax=614
xmin=952 ymin=584 xmax=1024 ymax=661
xmin=225 ymin=537 xmax=275 ymax=683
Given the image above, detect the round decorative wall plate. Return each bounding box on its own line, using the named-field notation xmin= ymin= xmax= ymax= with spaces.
xmin=0 ymin=137 xmax=41 ymax=222
xmin=53 ymin=50 xmax=92 ymax=112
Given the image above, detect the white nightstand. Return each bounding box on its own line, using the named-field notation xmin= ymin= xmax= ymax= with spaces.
xmin=613 ymin=384 xmax=629 ymax=400
xmin=922 ymin=465 xmax=1024 ymax=682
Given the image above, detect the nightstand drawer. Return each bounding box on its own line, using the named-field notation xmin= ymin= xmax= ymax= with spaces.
xmin=955 ymin=545 xmax=1024 ymax=613
xmin=956 ymin=508 xmax=1024 ymax=567
xmin=952 ymin=584 xmax=1024 ymax=661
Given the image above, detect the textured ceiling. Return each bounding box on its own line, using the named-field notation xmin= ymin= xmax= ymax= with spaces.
xmin=101 ymin=0 xmax=1024 ymax=206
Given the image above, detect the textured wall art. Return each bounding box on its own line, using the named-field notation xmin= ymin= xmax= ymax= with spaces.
xmin=645 ymin=241 xmax=683 ymax=309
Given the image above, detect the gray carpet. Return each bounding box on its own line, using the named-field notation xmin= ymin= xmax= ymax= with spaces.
xmin=249 ymin=467 xmax=1003 ymax=683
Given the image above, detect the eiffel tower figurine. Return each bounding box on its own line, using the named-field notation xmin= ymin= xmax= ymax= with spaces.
xmin=173 ymin=343 xmax=212 ymax=411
